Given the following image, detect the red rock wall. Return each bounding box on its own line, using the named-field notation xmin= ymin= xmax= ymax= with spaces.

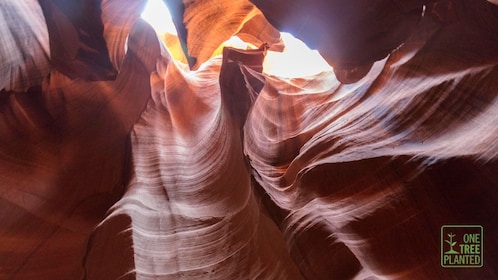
xmin=1 ymin=0 xmax=497 ymax=279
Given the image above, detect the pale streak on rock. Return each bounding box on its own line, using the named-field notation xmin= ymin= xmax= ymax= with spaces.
xmin=1 ymin=0 xmax=498 ymax=279
xmin=86 ymin=42 xmax=303 ymax=278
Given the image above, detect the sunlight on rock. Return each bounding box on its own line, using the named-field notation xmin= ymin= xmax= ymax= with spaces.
xmin=263 ymin=32 xmax=332 ymax=78
xmin=211 ymin=36 xmax=258 ymax=58
xmin=221 ymin=36 xmax=257 ymax=51
xmin=213 ymin=33 xmax=332 ymax=78
xmin=141 ymin=0 xmax=187 ymax=63
xmin=141 ymin=0 xmax=177 ymax=35
xmin=140 ymin=1 xmax=330 ymax=75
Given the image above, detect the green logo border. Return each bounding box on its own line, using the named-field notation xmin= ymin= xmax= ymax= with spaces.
xmin=441 ymin=225 xmax=483 ymax=268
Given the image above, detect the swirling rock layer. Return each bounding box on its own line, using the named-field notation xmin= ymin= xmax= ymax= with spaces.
xmin=1 ymin=0 xmax=497 ymax=279
xmin=85 ymin=45 xmax=302 ymax=279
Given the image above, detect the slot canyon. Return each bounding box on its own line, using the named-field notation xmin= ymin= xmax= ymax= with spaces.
xmin=1 ymin=0 xmax=497 ymax=279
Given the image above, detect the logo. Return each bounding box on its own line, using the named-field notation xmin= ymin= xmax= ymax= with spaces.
xmin=441 ymin=225 xmax=483 ymax=268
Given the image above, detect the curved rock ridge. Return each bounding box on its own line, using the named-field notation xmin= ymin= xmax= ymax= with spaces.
xmin=244 ymin=3 xmax=498 ymax=279
xmin=0 ymin=0 xmax=50 ymax=92
xmin=85 ymin=44 xmax=303 ymax=279
xmin=38 ymin=0 xmax=117 ymax=81
xmin=0 ymin=17 xmax=159 ymax=280
xmin=1 ymin=0 xmax=497 ymax=279
xmin=183 ymin=0 xmax=280 ymax=70
xmin=100 ymin=0 xmax=150 ymax=71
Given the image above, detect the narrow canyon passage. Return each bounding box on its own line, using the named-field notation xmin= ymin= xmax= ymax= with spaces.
xmin=1 ymin=0 xmax=497 ymax=279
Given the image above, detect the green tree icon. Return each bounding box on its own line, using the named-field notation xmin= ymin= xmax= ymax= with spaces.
xmin=445 ymin=233 xmax=459 ymax=254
